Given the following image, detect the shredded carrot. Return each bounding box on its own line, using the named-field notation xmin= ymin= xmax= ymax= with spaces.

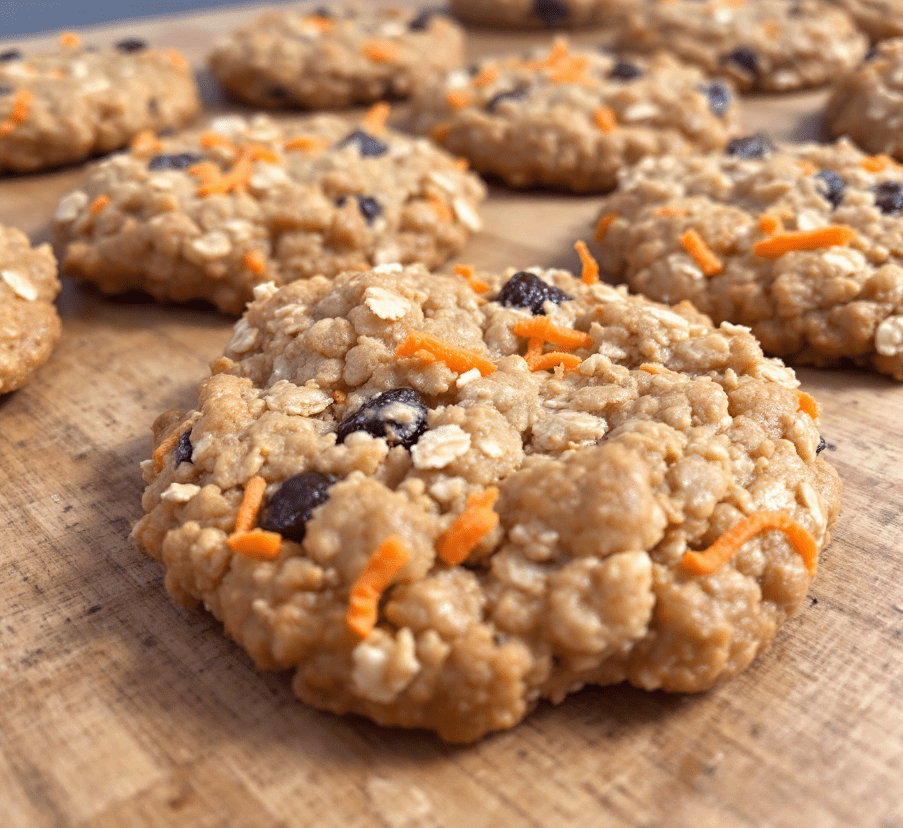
xmin=152 ymin=428 xmax=182 ymax=473
xmin=227 ymin=528 xmax=282 ymax=559
xmin=167 ymin=49 xmax=190 ymax=71
xmin=362 ymin=101 xmax=390 ymax=134
xmin=797 ymin=391 xmax=819 ymax=419
xmin=758 ymin=213 xmax=783 ymax=235
xmin=200 ymin=131 xmax=238 ymax=152
xmin=764 ymin=21 xmax=780 ymax=37
xmin=346 ymin=535 xmax=410 ymax=637
xmin=753 ymin=225 xmax=856 ymax=258
xmin=639 ymin=363 xmax=660 ymax=374
xmin=284 ymin=134 xmax=331 ymax=153
xmin=428 ymin=193 xmax=454 ymax=222
xmin=242 ymin=250 xmax=266 ymax=274
xmin=593 ymin=106 xmax=617 ymax=133
xmin=594 ymin=211 xmax=619 ymax=242
xmin=187 ymin=160 xmax=222 ymax=184
xmin=333 ymin=389 xmax=347 ymax=404
xmin=526 ymin=37 xmax=570 ymax=71
xmin=680 ymin=229 xmax=723 ymax=276
xmin=527 ymin=351 xmax=582 ymax=373
xmin=197 ymin=147 xmax=255 ymax=196
xmin=574 ymin=239 xmax=599 ymax=285
xmin=796 ymin=160 xmax=817 ymax=176
xmin=454 ymin=263 xmax=490 ymax=294
xmin=89 ymin=194 xmax=110 ymax=215
xmin=654 ymin=205 xmax=689 ymax=218
xmin=512 ymin=316 xmax=593 ymax=350
xmin=473 ymin=64 xmax=499 ymax=87
xmin=680 ymin=510 xmax=818 ymax=577
xmin=431 ymin=123 xmax=451 ymax=142
xmin=130 ymin=129 xmax=163 ymax=156
xmin=549 ymin=55 xmax=594 ymax=86
xmin=395 ymin=330 xmax=497 ymax=375
xmin=861 ymin=154 xmax=895 ymax=173
xmin=233 ymin=475 xmax=267 ymax=534
xmin=303 ymin=13 xmax=334 ymax=32
xmin=0 ymin=90 xmax=34 ymax=138
xmin=361 ymin=40 xmax=401 ymax=63
xmin=524 ymin=336 xmax=544 ymax=366
xmin=446 ymin=90 xmax=470 ymax=109
xmin=454 ymin=157 xmax=469 ymax=172
xmin=438 ymin=488 xmax=499 ymax=565
xmin=59 ymin=31 xmax=81 ymax=48
xmin=246 ymin=144 xmax=279 ymax=164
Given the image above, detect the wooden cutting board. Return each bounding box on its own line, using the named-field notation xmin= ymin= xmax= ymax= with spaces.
xmin=1 ymin=5 xmax=901 ymax=827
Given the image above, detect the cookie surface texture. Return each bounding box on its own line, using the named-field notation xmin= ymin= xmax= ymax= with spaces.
xmin=208 ymin=5 xmax=466 ymax=109
xmin=52 ymin=111 xmax=485 ymax=314
xmin=0 ymin=33 xmax=200 ymax=173
xmin=825 ymin=39 xmax=903 ymax=159
xmin=450 ymin=0 xmax=636 ymax=27
xmin=593 ymin=136 xmax=903 ymax=379
xmin=0 ymin=225 xmax=62 ymax=393
xmin=409 ymin=39 xmax=742 ymax=192
xmin=610 ymin=0 xmax=868 ymax=93
xmin=833 ymin=0 xmax=903 ymax=43
xmin=131 ymin=263 xmax=841 ymax=742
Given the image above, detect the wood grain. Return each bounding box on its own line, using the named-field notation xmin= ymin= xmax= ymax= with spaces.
xmin=1 ymin=5 xmax=902 ymax=828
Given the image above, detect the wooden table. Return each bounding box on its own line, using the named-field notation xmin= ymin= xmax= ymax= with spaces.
xmin=2 ymin=5 xmax=902 ymax=827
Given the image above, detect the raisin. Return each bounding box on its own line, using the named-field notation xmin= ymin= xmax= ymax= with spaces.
xmin=356 ymin=195 xmax=381 ymax=224
xmin=174 ymin=429 xmax=193 ymax=466
xmin=609 ymin=59 xmax=643 ymax=81
xmin=258 ymin=472 xmax=336 ymax=543
xmin=147 ymin=97 xmax=159 ymax=116
xmin=701 ymin=81 xmax=731 ymax=117
xmin=0 ymin=85 xmax=11 ymax=96
xmin=816 ymin=436 xmax=826 ymax=456
xmin=874 ymin=181 xmax=903 ymax=214
xmin=486 ymin=84 xmax=529 ymax=112
xmin=115 ymin=38 xmax=148 ymax=53
xmin=336 ymin=388 xmax=429 ymax=449
xmin=148 ymin=153 xmax=205 ymax=171
xmin=533 ymin=0 xmax=570 ymax=24
xmin=864 ymin=45 xmax=880 ymax=61
xmin=409 ymin=8 xmax=442 ymax=30
xmin=720 ymin=47 xmax=759 ymax=76
xmin=267 ymin=84 xmax=290 ymax=100
xmin=496 ymin=271 xmax=571 ymax=315
xmin=814 ymin=170 xmax=845 ymax=209
xmin=337 ymin=129 xmax=388 ymax=157
xmin=0 ymin=49 xmax=23 ymax=62
xmin=726 ymin=133 xmax=775 ymax=159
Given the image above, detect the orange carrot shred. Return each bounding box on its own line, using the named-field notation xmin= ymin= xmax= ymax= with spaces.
xmin=333 ymin=389 xmax=347 ymax=404
xmin=59 ymin=31 xmax=81 ymax=48
xmin=753 ymin=226 xmax=856 ymax=258
xmin=346 ymin=535 xmax=411 ymax=638
xmin=759 ymin=213 xmax=783 ymax=235
xmin=0 ymin=90 xmax=34 ymax=138
xmin=861 ymin=154 xmax=895 ymax=173
xmin=438 ymin=488 xmax=500 ymax=565
xmin=89 ymin=194 xmax=110 ymax=215
xmin=528 ymin=351 xmax=582 ymax=373
xmin=197 ymin=148 xmax=255 ymax=196
xmin=187 ymin=160 xmax=222 ymax=183
xmin=797 ymin=391 xmax=819 ymax=419
xmin=242 ymin=250 xmax=266 ymax=274
xmin=680 ymin=229 xmax=723 ymax=275
xmin=395 ymin=330 xmax=497 ymax=376
xmin=446 ymin=90 xmax=470 ymax=109
xmin=284 ymin=134 xmax=330 ymax=153
xmin=454 ymin=157 xmax=469 ymax=172
xmin=549 ymin=55 xmax=594 ymax=86
xmin=361 ymin=40 xmax=401 ymax=63
xmin=303 ymin=13 xmax=334 ymax=32
xmin=574 ymin=239 xmax=599 ymax=285
xmin=167 ymin=49 xmax=190 ymax=71
xmin=764 ymin=21 xmax=780 ymax=37
xmin=796 ymin=160 xmax=817 ymax=175
xmin=639 ymin=363 xmax=660 ymax=374
xmin=524 ymin=336 xmax=544 ymax=366
xmin=152 ymin=428 xmax=182 ymax=473
xmin=680 ymin=511 xmax=818 ymax=577
xmin=200 ymin=131 xmax=237 ymax=152
xmin=233 ymin=475 xmax=267 ymax=534
xmin=513 ymin=316 xmax=593 ymax=350
xmin=594 ymin=211 xmax=619 ymax=242
xmin=654 ymin=205 xmax=689 ymax=218
xmin=454 ymin=263 xmax=490 ymax=294
xmin=428 ymin=193 xmax=454 ymax=222
xmin=130 ymin=129 xmax=163 ymax=156
xmin=593 ymin=106 xmax=617 ymax=133
xmin=431 ymin=123 xmax=451 ymax=142
xmin=227 ymin=528 xmax=282 ymax=560
xmin=473 ymin=64 xmax=499 ymax=87
xmin=362 ymin=101 xmax=390 ymax=134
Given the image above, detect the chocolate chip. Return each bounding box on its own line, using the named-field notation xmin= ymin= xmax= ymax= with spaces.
xmin=148 ymin=153 xmax=205 ymax=171
xmin=874 ymin=181 xmax=903 ymax=214
xmin=496 ymin=271 xmax=571 ymax=315
xmin=258 ymin=472 xmax=336 ymax=543
xmin=533 ymin=0 xmax=570 ymax=24
xmin=701 ymin=81 xmax=731 ymax=117
xmin=356 ymin=196 xmax=381 ymax=224
xmin=720 ymin=48 xmax=759 ymax=76
xmin=337 ymin=129 xmax=388 ymax=157
xmin=115 ymin=38 xmax=148 ymax=53
xmin=725 ymin=133 xmax=775 ymax=159
xmin=486 ymin=84 xmax=529 ymax=112
xmin=814 ymin=170 xmax=845 ymax=209
xmin=0 ymin=49 xmax=23 ymax=62
xmin=337 ymin=388 xmax=429 ymax=449
xmin=816 ymin=435 xmax=826 ymax=456
xmin=609 ymin=59 xmax=643 ymax=81
xmin=174 ymin=429 xmax=193 ymax=466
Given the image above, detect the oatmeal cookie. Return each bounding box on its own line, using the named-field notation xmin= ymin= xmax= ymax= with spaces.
xmin=610 ymin=0 xmax=868 ymax=93
xmin=833 ymin=0 xmax=903 ymax=43
xmin=131 ymin=261 xmax=841 ymax=742
xmin=825 ymin=39 xmax=903 ymax=160
xmin=592 ymin=136 xmax=903 ymax=379
xmin=52 ymin=109 xmax=485 ymax=315
xmin=409 ymin=39 xmax=742 ymax=192
xmin=0 ymin=226 xmax=62 ymax=393
xmin=0 ymin=32 xmax=200 ymax=174
xmin=450 ymin=0 xmax=636 ymax=28
xmin=208 ymin=5 xmax=466 ymax=109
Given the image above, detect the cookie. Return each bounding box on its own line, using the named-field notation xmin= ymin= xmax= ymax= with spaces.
xmin=208 ymin=5 xmax=466 ymax=109
xmin=52 ymin=108 xmax=486 ymax=315
xmin=591 ymin=136 xmax=903 ymax=379
xmin=131 ymin=260 xmax=841 ymax=742
xmin=610 ymin=0 xmax=868 ymax=93
xmin=825 ymin=39 xmax=903 ymax=160
xmin=0 ymin=32 xmax=200 ymax=174
xmin=449 ymin=0 xmax=635 ymax=28
xmin=0 ymin=226 xmax=62 ymax=393
xmin=833 ymin=0 xmax=903 ymax=43
xmin=409 ymin=38 xmax=742 ymax=192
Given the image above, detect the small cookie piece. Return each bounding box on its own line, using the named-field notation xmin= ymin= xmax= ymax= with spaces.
xmin=825 ymin=38 xmax=903 ymax=159
xmin=450 ymin=0 xmax=636 ymax=28
xmin=592 ymin=136 xmax=903 ymax=378
xmin=833 ymin=0 xmax=903 ymax=44
xmin=52 ymin=109 xmax=486 ymax=314
xmin=0 ymin=32 xmax=200 ymax=173
xmin=0 ymin=226 xmax=61 ymax=393
xmin=409 ymin=39 xmax=742 ymax=191
xmin=208 ymin=5 xmax=466 ymax=109
xmin=132 ymin=262 xmax=841 ymax=742
xmin=610 ymin=0 xmax=868 ymax=93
